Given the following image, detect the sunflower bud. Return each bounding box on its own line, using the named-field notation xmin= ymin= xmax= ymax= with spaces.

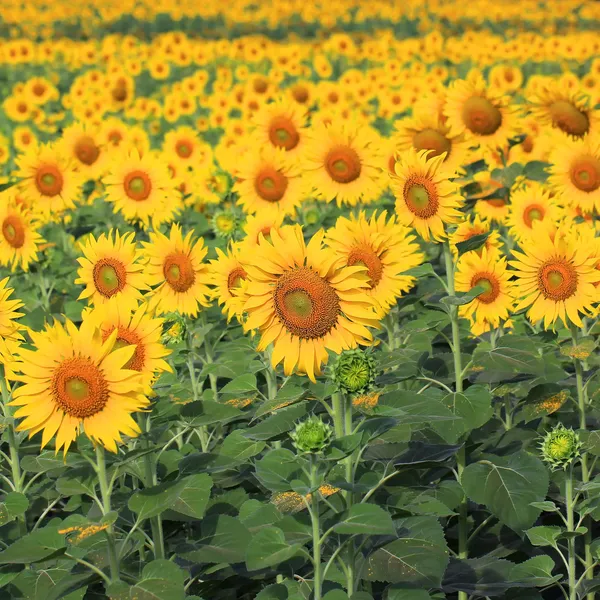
xmin=303 ymin=207 xmax=320 ymax=226
xmin=290 ymin=416 xmax=332 ymax=454
xmin=331 ymin=349 xmax=377 ymax=395
xmin=160 ymin=313 xmax=186 ymax=345
xmin=540 ymin=423 xmax=583 ymax=470
xmin=211 ymin=209 xmax=239 ymax=239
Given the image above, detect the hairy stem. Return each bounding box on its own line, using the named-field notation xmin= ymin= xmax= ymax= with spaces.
xmin=566 ymin=466 xmax=577 ymax=600
xmin=310 ymin=457 xmax=322 ymax=600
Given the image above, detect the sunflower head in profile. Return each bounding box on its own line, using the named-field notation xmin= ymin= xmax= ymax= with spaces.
xmin=15 ymin=142 xmax=83 ymax=218
xmin=241 ymin=225 xmax=380 ymax=382
xmin=324 ymin=211 xmax=424 ymax=316
xmin=234 ymin=146 xmax=306 ymax=218
xmin=302 ymin=121 xmax=382 ymax=207
xmin=0 ymin=277 xmax=25 ymax=373
xmin=548 ymin=134 xmax=600 ymax=215
xmin=8 ymin=319 xmax=148 ymax=454
xmin=142 ymin=223 xmax=212 ymax=317
xmin=75 ymin=229 xmax=149 ymax=313
xmin=392 ymin=148 xmax=464 ymax=242
xmin=510 ymin=223 xmax=600 ymax=329
xmin=85 ymin=298 xmax=172 ymax=395
xmin=209 ymin=243 xmax=249 ymax=323
xmin=60 ymin=122 xmax=108 ymax=180
xmin=444 ymin=71 xmax=519 ymax=151
xmin=251 ymin=97 xmax=308 ymax=160
xmin=455 ymin=247 xmax=514 ymax=335
xmin=0 ymin=192 xmax=45 ymax=272
xmin=103 ymin=146 xmax=179 ymax=229
xmin=506 ymin=181 xmax=563 ymax=242
xmin=528 ymin=81 xmax=598 ymax=140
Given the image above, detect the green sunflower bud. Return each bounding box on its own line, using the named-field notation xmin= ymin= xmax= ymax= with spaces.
xmin=331 ymin=349 xmax=377 ymax=395
xmin=290 ymin=416 xmax=332 ymax=454
xmin=160 ymin=313 xmax=186 ymax=345
xmin=211 ymin=209 xmax=239 ymax=239
xmin=303 ymin=207 xmax=320 ymax=226
xmin=540 ymin=423 xmax=583 ymax=470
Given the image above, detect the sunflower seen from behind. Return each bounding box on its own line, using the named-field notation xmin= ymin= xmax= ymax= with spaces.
xmin=76 ymin=229 xmax=149 ymax=314
xmin=142 ymin=223 xmax=212 ymax=317
xmin=392 ymin=148 xmax=463 ymax=242
xmin=8 ymin=319 xmax=148 ymax=454
xmin=241 ymin=225 xmax=380 ymax=382
xmin=324 ymin=211 xmax=423 ymax=316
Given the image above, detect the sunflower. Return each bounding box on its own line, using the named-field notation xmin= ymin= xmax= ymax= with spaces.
xmin=528 ymin=82 xmax=599 ymax=139
xmin=85 ymin=299 xmax=172 ymax=394
xmin=142 ymin=224 xmax=212 ymax=317
xmin=0 ymin=194 xmax=45 ymax=272
xmin=60 ymin=122 xmax=109 ymax=180
xmin=455 ymin=248 xmax=514 ymax=335
xmin=8 ymin=319 xmax=147 ymax=454
xmin=15 ymin=143 xmax=83 ymax=217
xmin=548 ymin=134 xmax=600 ymax=214
xmin=251 ymin=98 xmax=308 ymax=161
xmin=472 ymin=172 xmax=511 ymax=223
xmin=444 ymin=71 xmax=519 ymax=151
xmin=302 ymin=122 xmax=382 ymax=206
xmin=75 ymin=230 xmax=149 ymax=313
xmin=450 ymin=215 xmax=502 ymax=259
xmin=0 ymin=278 xmax=25 ymax=371
xmin=324 ymin=211 xmax=424 ymax=316
xmin=234 ymin=146 xmax=306 ymax=217
xmin=103 ymin=147 xmax=178 ymax=228
xmin=510 ymin=225 xmax=600 ymax=329
xmin=392 ymin=148 xmax=464 ymax=241
xmin=241 ymin=225 xmax=380 ymax=382
xmin=209 ymin=243 xmax=249 ymax=323
xmin=239 ymin=212 xmax=285 ymax=253
xmin=507 ymin=182 xmax=563 ymax=242
xmin=163 ymin=126 xmax=204 ymax=168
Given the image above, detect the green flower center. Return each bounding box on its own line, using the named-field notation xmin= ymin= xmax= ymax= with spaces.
xmin=284 ymin=290 xmax=313 ymax=319
xmin=65 ymin=377 xmax=90 ymax=401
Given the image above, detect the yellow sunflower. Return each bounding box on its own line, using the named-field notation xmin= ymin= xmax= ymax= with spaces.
xmin=85 ymin=299 xmax=172 ymax=394
xmin=15 ymin=143 xmax=83 ymax=217
xmin=507 ymin=182 xmax=563 ymax=242
xmin=142 ymin=224 xmax=212 ymax=317
xmin=241 ymin=225 xmax=380 ymax=382
xmin=0 ymin=277 xmax=25 ymax=371
xmin=163 ymin=126 xmax=205 ymax=169
xmin=209 ymin=243 xmax=249 ymax=323
xmin=75 ymin=230 xmax=149 ymax=313
xmin=324 ymin=211 xmax=424 ymax=316
xmin=251 ymin=97 xmax=308 ymax=161
xmin=60 ymin=122 xmax=109 ymax=180
xmin=450 ymin=215 xmax=502 ymax=259
xmin=8 ymin=319 xmax=147 ymax=454
xmin=472 ymin=172 xmax=511 ymax=224
xmin=234 ymin=146 xmax=306 ymax=217
xmin=510 ymin=225 xmax=600 ymax=329
xmin=444 ymin=71 xmax=519 ymax=151
xmin=455 ymin=248 xmax=514 ymax=335
xmin=302 ymin=122 xmax=382 ymax=207
xmin=528 ymin=81 xmax=599 ymax=139
xmin=548 ymin=134 xmax=600 ymax=214
xmin=239 ymin=212 xmax=286 ymax=253
xmin=392 ymin=148 xmax=464 ymax=242
xmin=103 ymin=147 xmax=178 ymax=228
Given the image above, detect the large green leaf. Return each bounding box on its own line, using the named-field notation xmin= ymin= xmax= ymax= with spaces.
xmin=219 ymin=431 xmax=266 ymax=462
xmin=245 ymin=527 xmax=303 ymax=571
xmin=333 ymin=504 xmax=395 ymax=536
xmin=462 ymin=451 xmax=549 ymax=532
xmin=130 ymin=559 xmax=185 ymax=600
xmin=0 ymin=526 xmax=66 ymax=564
xmin=255 ymin=448 xmax=305 ymax=492
xmin=244 ymin=403 xmax=308 ymax=441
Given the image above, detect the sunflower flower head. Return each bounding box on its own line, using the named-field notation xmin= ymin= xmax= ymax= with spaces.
xmin=331 ymin=348 xmax=377 ymax=395
xmin=290 ymin=415 xmax=332 ymax=454
xmin=540 ymin=423 xmax=583 ymax=470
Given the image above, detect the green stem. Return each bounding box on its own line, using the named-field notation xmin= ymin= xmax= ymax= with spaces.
xmin=344 ymin=395 xmax=355 ymax=595
xmin=566 ymin=466 xmax=577 ymax=600
xmin=331 ymin=392 xmax=345 ymax=439
xmin=310 ymin=457 xmax=322 ymax=600
xmin=187 ymin=355 xmax=209 ymax=452
xmin=95 ymin=445 xmax=120 ymax=583
xmin=142 ymin=417 xmax=165 ymax=560
xmin=504 ymin=395 xmax=512 ymax=430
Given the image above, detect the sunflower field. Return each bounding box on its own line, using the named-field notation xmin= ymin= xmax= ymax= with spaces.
xmin=3 ymin=1 xmax=600 ymax=599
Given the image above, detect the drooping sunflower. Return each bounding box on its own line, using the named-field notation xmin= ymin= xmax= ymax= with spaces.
xmin=302 ymin=122 xmax=382 ymax=207
xmin=455 ymin=248 xmax=514 ymax=335
xmin=103 ymin=147 xmax=178 ymax=228
xmin=75 ymin=230 xmax=149 ymax=313
xmin=142 ymin=224 xmax=212 ymax=317
xmin=209 ymin=243 xmax=249 ymax=323
xmin=507 ymin=182 xmax=563 ymax=242
xmin=8 ymin=319 xmax=147 ymax=454
xmin=548 ymin=134 xmax=600 ymax=214
xmin=444 ymin=71 xmax=519 ymax=151
xmin=0 ymin=277 xmax=25 ymax=371
xmin=85 ymin=299 xmax=172 ymax=394
xmin=510 ymin=225 xmax=600 ymax=329
xmin=15 ymin=143 xmax=83 ymax=217
xmin=251 ymin=97 xmax=308 ymax=161
xmin=241 ymin=225 xmax=380 ymax=382
xmin=450 ymin=215 xmax=502 ymax=259
xmin=234 ymin=146 xmax=306 ymax=217
xmin=528 ymin=82 xmax=599 ymax=140
xmin=324 ymin=211 xmax=424 ymax=316
xmin=392 ymin=148 xmax=464 ymax=242
xmin=0 ymin=194 xmax=45 ymax=272
xmin=60 ymin=122 xmax=109 ymax=180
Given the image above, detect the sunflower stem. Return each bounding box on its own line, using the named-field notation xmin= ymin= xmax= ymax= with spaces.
xmin=444 ymin=242 xmax=468 ymax=600
xmin=331 ymin=392 xmax=345 ymax=439
xmin=344 ymin=394 xmax=355 ymax=595
xmin=310 ymin=456 xmax=322 ymax=600
xmin=566 ymin=464 xmax=577 ymax=600
xmin=95 ymin=445 xmax=120 ymax=583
